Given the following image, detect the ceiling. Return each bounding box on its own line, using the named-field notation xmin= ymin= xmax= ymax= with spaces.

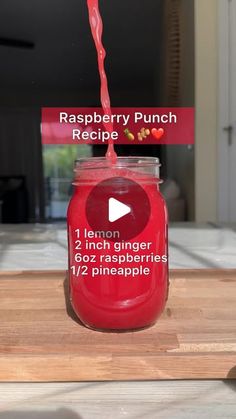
xmin=0 ymin=0 xmax=163 ymax=91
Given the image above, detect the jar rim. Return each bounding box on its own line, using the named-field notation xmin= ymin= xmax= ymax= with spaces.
xmin=73 ymin=156 xmax=162 ymax=186
xmin=75 ymin=156 xmax=160 ymax=171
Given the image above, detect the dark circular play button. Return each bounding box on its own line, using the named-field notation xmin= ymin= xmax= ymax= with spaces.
xmin=86 ymin=177 xmax=151 ymax=241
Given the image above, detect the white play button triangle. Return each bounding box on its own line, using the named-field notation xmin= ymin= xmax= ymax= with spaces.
xmin=108 ymin=198 xmax=131 ymax=223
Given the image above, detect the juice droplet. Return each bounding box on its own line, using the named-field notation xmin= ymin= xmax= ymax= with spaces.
xmin=87 ymin=0 xmax=117 ymax=163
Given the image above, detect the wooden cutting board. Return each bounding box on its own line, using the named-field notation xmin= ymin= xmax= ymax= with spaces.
xmin=0 ymin=269 xmax=236 ymax=382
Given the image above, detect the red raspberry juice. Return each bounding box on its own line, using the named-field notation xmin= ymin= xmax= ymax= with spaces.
xmin=67 ymin=160 xmax=168 ymax=330
xmin=67 ymin=1 xmax=169 ymax=330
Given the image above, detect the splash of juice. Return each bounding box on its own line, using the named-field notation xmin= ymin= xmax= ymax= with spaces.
xmin=87 ymin=0 xmax=117 ymax=163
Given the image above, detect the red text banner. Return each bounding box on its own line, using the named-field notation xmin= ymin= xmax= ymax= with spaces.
xmin=42 ymin=107 xmax=194 ymax=145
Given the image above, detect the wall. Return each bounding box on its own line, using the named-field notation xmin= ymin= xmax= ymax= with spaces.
xmin=195 ymin=0 xmax=218 ymax=221
xmin=165 ymin=0 xmax=195 ymax=220
xmin=164 ymin=0 xmax=219 ymax=222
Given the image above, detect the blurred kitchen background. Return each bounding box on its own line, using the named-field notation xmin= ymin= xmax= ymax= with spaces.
xmin=0 ymin=0 xmax=234 ymax=223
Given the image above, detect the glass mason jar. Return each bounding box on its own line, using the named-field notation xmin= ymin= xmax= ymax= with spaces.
xmin=67 ymin=157 xmax=169 ymax=331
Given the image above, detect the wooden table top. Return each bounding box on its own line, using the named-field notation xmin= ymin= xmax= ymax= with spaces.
xmin=0 ymin=269 xmax=235 ymax=382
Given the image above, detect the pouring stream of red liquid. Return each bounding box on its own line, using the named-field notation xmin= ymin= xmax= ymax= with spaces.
xmin=87 ymin=0 xmax=117 ymax=163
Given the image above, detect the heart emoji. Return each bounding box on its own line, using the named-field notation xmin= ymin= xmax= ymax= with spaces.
xmin=151 ymin=128 xmax=165 ymax=140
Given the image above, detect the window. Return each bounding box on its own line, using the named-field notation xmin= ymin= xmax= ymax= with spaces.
xmin=43 ymin=144 xmax=92 ymax=219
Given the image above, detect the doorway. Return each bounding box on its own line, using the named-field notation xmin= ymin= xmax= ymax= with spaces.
xmin=218 ymin=0 xmax=236 ymax=222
